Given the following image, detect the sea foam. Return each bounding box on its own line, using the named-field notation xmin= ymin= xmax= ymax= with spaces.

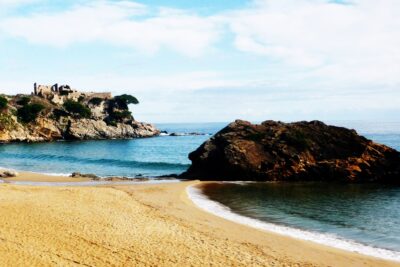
xmin=187 ymin=185 xmax=400 ymax=262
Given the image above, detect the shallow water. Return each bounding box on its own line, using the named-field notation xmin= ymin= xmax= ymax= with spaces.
xmin=0 ymin=135 xmax=208 ymax=177
xmin=201 ymin=182 xmax=400 ymax=253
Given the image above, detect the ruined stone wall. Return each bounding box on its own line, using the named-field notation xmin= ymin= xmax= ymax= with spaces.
xmin=85 ymin=92 xmax=112 ymax=99
xmin=33 ymin=83 xmax=111 ymax=103
xmin=36 ymin=85 xmax=53 ymax=96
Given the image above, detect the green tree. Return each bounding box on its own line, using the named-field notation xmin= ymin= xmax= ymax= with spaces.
xmin=88 ymin=97 xmax=103 ymax=106
xmin=63 ymin=99 xmax=91 ymax=118
xmin=113 ymin=94 xmax=139 ymax=110
xmin=17 ymin=103 xmax=45 ymax=123
xmin=17 ymin=96 xmax=31 ymax=106
xmin=0 ymin=96 xmax=8 ymax=110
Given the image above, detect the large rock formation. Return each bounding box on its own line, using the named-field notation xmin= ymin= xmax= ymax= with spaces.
xmin=0 ymin=90 xmax=159 ymax=143
xmin=182 ymin=120 xmax=400 ymax=183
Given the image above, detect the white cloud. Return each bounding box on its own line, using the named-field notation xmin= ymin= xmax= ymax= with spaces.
xmin=2 ymin=0 xmax=399 ymax=72
xmin=0 ymin=1 xmax=221 ymax=57
xmin=0 ymin=0 xmax=399 ymax=122
xmin=224 ymin=0 xmax=400 ymax=84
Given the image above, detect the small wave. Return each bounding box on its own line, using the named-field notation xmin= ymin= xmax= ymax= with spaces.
xmin=0 ymin=153 xmax=190 ymax=170
xmin=187 ymin=185 xmax=400 ymax=262
xmin=31 ymin=171 xmax=71 ymax=177
xmin=0 ymin=165 xmax=72 ymax=177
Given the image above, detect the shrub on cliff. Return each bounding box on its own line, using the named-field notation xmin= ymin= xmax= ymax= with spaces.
xmin=104 ymin=110 xmax=132 ymax=126
xmin=63 ymin=99 xmax=91 ymax=118
xmin=17 ymin=96 xmax=30 ymax=106
xmin=111 ymin=110 xmax=132 ymax=121
xmin=52 ymin=108 xmax=69 ymax=120
xmin=104 ymin=94 xmax=137 ymax=126
xmin=88 ymin=97 xmax=103 ymax=106
xmin=17 ymin=103 xmax=45 ymax=123
xmin=0 ymin=96 xmax=8 ymax=110
xmin=112 ymin=94 xmax=139 ymax=110
xmin=0 ymin=113 xmax=15 ymax=130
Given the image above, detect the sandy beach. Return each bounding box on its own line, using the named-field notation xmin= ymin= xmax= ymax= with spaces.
xmin=0 ymin=173 xmax=399 ymax=266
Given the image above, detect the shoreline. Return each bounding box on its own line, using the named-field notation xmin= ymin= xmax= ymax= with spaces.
xmin=0 ymin=168 xmax=180 ymax=184
xmin=0 ymin=174 xmax=398 ymax=265
xmin=187 ymin=183 xmax=400 ymax=263
xmin=1 ymin=169 xmax=91 ymax=182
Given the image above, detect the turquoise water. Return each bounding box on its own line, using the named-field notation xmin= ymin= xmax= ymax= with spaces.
xmin=0 ymin=121 xmax=399 ymax=177
xmin=0 ymin=135 xmax=207 ymax=177
xmin=200 ymin=182 xmax=400 ymax=256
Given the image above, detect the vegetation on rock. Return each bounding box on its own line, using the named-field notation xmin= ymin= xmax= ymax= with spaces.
xmin=63 ymin=100 xmax=91 ymax=118
xmin=88 ymin=97 xmax=103 ymax=106
xmin=0 ymin=90 xmax=158 ymax=143
xmin=17 ymin=103 xmax=45 ymax=123
xmin=104 ymin=94 xmax=137 ymax=126
xmin=0 ymin=113 xmax=16 ymax=131
xmin=0 ymin=96 xmax=8 ymax=110
xmin=113 ymin=94 xmax=139 ymax=109
xmin=16 ymin=96 xmax=31 ymax=106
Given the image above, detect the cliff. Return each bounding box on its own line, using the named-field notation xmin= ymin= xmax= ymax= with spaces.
xmin=0 ymin=88 xmax=159 ymax=143
xmin=182 ymin=120 xmax=400 ymax=183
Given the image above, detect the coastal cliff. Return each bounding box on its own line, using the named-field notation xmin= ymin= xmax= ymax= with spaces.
xmin=0 ymin=84 xmax=159 ymax=143
xmin=182 ymin=120 xmax=400 ymax=183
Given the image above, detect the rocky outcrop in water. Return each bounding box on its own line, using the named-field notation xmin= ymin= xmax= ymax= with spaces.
xmin=0 ymin=87 xmax=159 ymax=143
xmin=182 ymin=120 xmax=400 ymax=183
xmin=0 ymin=170 xmax=18 ymax=178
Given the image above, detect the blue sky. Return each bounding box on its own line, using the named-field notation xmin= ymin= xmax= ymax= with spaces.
xmin=0 ymin=0 xmax=399 ymax=123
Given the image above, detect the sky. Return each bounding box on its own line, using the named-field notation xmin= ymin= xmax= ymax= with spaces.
xmin=0 ymin=0 xmax=399 ymax=123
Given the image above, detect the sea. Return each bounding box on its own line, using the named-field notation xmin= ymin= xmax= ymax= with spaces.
xmin=1 ymin=120 xmax=400 ymax=261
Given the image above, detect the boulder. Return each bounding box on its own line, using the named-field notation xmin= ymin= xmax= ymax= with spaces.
xmin=0 ymin=170 xmax=18 ymax=178
xmin=181 ymin=120 xmax=400 ymax=183
xmin=70 ymin=172 xmax=99 ymax=179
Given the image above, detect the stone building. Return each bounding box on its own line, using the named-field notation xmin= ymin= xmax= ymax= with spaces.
xmin=33 ymin=83 xmax=112 ymax=105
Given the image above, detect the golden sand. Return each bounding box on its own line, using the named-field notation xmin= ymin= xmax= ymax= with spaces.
xmin=0 ymin=176 xmax=398 ymax=266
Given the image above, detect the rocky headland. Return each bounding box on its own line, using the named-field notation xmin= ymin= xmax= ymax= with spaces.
xmin=182 ymin=120 xmax=400 ymax=183
xmin=0 ymin=83 xmax=159 ymax=143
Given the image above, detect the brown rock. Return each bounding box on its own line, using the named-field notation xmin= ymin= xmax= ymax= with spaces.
xmin=0 ymin=170 xmax=18 ymax=178
xmin=181 ymin=120 xmax=400 ymax=183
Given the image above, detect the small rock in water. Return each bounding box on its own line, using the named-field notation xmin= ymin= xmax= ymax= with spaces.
xmin=70 ymin=172 xmax=99 ymax=179
xmin=0 ymin=170 xmax=18 ymax=178
xmin=70 ymin=172 xmax=82 ymax=177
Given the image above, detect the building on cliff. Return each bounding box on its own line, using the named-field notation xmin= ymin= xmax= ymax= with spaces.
xmin=33 ymin=83 xmax=112 ymax=105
